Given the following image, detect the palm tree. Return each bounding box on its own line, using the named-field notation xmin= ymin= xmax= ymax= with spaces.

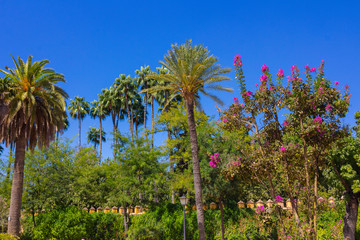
xmin=68 ymin=96 xmax=90 ymax=150
xmin=87 ymin=126 xmax=106 ymax=150
xmin=90 ymin=99 xmax=109 ymax=159
xmin=100 ymin=87 xmax=126 ymax=157
xmin=144 ymin=40 xmax=232 ymax=240
xmin=114 ymin=74 xmax=137 ymax=142
xmin=0 ymin=55 xmax=68 ymax=236
xmin=135 ymin=66 xmax=151 ymax=138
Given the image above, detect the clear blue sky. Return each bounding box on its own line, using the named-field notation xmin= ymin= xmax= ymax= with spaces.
xmin=1 ymin=0 xmax=359 ymax=160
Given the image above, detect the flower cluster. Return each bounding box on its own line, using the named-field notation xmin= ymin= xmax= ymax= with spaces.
xmin=234 ymin=55 xmax=242 ymax=66
xmin=243 ymin=91 xmax=252 ymax=99
xmin=279 ymin=146 xmax=287 ymax=153
xmin=256 ymin=205 xmax=265 ymax=214
xmin=222 ymin=118 xmax=228 ymax=123
xmin=277 ymin=69 xmax=284 ymax=78
xmin=209 ymin=153 xmax=221 ymax=168
xmin=275 ymin=196 xmax=283 ymax=203
xmin=261 ymin=64 xmax=269 ymax=73
xmin=282 ymin=120 xmax=289 ymax=127
xmin=260 ymin=74 xmax=268 ymax=83
xmin=314 ymin=116 xmax=322 ymax=124
xmin=325 ymin=104 xmax=332 ymax=111
xmin=233 ymin=97 xmax=239 ymax=105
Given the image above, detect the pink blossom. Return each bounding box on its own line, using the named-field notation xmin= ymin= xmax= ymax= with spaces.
xmin=279 ymin=146 xmax=287 ymax=153
xmin=222 ymin=118 xmax=228 ymax=123
xmin=259 ymin=87 xmax=263 ymax=91
xmin=277 ymin=69 xmax=284 ymax=78
xmin=260 ymin=74 xmax=268 ymax=83
xmin=275 ymin=196 xmax=283 ymax=202
xmin=255 ymin=83 xmax=258 ymax=87
xmin=261 ymin=64 xmax=269 ymax=73
xmin=234 ymin=55 xmax=242 ymax=66
xmin=241 ymin=104 xmax=244 ymax=108
xmin=325 ymin=104 xmax=332 ymax=111
xmin=291 ymin=65 xmax=298 ymax=72
xmin=269 ymin=84 xmax=275 ymax=91
xmin=314 ymin=116 xmax=322 ymax=123
xmin=209 ymin=160 xmax=217 ymax=168
xmin=233 ymin=97 xmax=239 ymax=104
xmin=256 ymin=205 xmax=265 ymax=214
xmin=334 ymin=81 xmax=339 ymax=85
xmin=305 ymin=64 xmax=310 ymax=72
xmin=282 ymin=120 xmax=289 ymax=127
xmin=318 ymin=60 xmax=325 ymax=73
xmin=311 ymin=68 xmax=316 ymax=72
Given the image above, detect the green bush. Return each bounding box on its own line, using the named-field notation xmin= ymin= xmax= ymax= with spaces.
xmin=0 ymin=233 xmax=18 ymax=240
xmin=21 ymin=207 xmax=124 ymax=240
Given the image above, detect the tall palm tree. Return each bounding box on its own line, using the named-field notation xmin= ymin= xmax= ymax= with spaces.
xmin=87 ymin=126 xmax=106 ymax=150
xmin=135 ymin=66 xmax=151 ymax=138
xmin=100 ymin=87 xmax=126 ymax=157
xmin=68 ymin=96 xmax=90 ymax=150
xmin=90 ymin=99 xmax=109 ymax=159
xmin=0 ymin=55 xmax=68 ymax=236
xmin=145 ymin=40 xmax=232 ymax=240
xmin=114 ymin=74 xmax=137 ymax=142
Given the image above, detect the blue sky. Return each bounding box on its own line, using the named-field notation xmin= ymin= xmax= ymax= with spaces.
xmin=0 ymin=0 xmax=359 ymax=160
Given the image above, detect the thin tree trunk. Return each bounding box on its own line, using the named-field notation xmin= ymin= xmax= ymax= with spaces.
xmin=8 ymin=131 xmax=26 ymax=236
xmin=185 ymin=100 xmax=206 ymax=240
xmin=124 ymin=207 xmax=128 ymax=239
xmin=219 ymin=201 xmax=225 ymax=240
xmin=168 ymin=129 xmax=175 ymax=204
xmin=78 ymin=115 xmax=81 ymax=150
xmin=151 ymin=96 xmax=154 ymax=148
xmin=99 ymin=118 xmax=102 ymax=162
xmin=343 ymin=193 xmax=358 ymax=240
xmin=144 ymin=80 xmax=148 ymax=139
xmin=314 ymin=162 xmax=318 ymax=239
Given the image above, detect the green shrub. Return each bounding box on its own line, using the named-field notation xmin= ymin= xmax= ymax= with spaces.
xmin=0 ymin=233 xmax=18 ymax=240
xmin=21 ymin=207 xmax=123 ymax=240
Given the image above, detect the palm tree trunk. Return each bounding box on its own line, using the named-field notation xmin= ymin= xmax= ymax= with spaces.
xmin=185 ymin=100 xmax=206 ymax=240
xmin=8 ymin=130 xmax=26 ymax=236
xmin=78 ymin=115 xmax=81 ymax=150
xmin=144 ymin=80 xmax=148 ymax=139
xmin=99 ymin=118 xmax=102 ymax=162
xmin=151 ymin=96 xmax=154 ymax=148
xmin=6 ymin=148 xmax=13 ymax=180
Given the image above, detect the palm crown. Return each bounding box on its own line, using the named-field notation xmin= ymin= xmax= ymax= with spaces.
xmin=0 ymin=55 xmax=68 ymax=149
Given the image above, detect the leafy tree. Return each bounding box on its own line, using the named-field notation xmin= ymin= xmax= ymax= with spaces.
xmin=145 ymin=40 xmax=232 ymax=240
xmin=68 ymin=96 xmax=90 ymax=150
xmin=221 ymin=56 xmax=350 ymax=238
xmin=0 ymin=55 xmax=68 ymax=236
xmin=90 ymin=99 xmax=109 ymax=159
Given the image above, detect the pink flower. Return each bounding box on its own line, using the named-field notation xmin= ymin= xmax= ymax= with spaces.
xmin=259 ymin=87 xmax=263 ymax=91
xmin=279 ymin=146 xmax=287 ymax=153
xmin=291 ymin=65 xmax=298 ymax=72
xmin=234 ymin=55 xmax=242 ymax=66
xmin=277 ymin=69 xmax=284 ymax=78
xmin=282 ymin=120 xmax=289 ymax=127
xmin=241 ymin=104 xmax=244 ymax=108
xmin=233 ymin=97 xmax=239 ymax=104
xmin=325 ymin=104 xmax=332 ymax=111
xmin=209 ymin=160 xmax=217 ymax=168
xmin=311 ymin=68 xmax=316 ymax=72
xmin=334 ymin=81 xmax=339 ymax=85
xmin=314 ymin=116 xmax=322 ymax=123
xmin=260 ymin=74 xmax=268 ymax=83
xmin=256 ymin=205 xmax=265 ymax=214
xmin=305 ymin=64 xmax=310 ymax=72
xmin=318 ymin=60 xmax=325 ymax=73
xmin=269 ymin=84 xmax=275 ymax=91
xmin=255 ymin=83 xmax=259 ymax=87
xmin=275 ymin=196 xmax=283 ymax=202
xmin=261 ymin=64 xmax=269 ymax=73
xmin=222 ymin=118 xmax=228 ymax=123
